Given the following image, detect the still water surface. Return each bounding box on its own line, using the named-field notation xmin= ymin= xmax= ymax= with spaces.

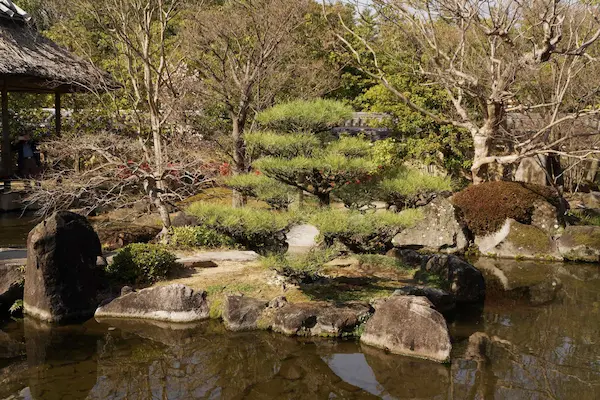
xmin=0 ymin=214 xmax=37 ymax=248
xmin=0 ymin=261 xmax=599 ymax=399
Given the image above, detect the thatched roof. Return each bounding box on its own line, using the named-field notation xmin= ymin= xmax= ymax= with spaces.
xmin=0 ymin=0 xmax=118 ymax=93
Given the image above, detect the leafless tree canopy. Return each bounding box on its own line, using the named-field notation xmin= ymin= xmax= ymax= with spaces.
xmin=333 ymin=0 xmax=600 ymax=184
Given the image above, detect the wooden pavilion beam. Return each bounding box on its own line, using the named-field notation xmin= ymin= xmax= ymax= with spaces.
xmin=1 ymin=79 xmax=10 ymax=191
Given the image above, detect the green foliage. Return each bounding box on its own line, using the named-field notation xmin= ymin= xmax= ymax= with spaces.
xmin=170 ymin=226 xmax=236 ymax=249
xmin=9 ymin=299 xmax=24 ymax=315
xmin=380 ymin=168 xmax=453 ymax=208
xmin=355 ymin=73 xmax=473 ymax=178
xmin=225 ymin=174 xmax=293 ymax=210
xmin=310 ymin=208 xmax=423 ymax=253
xmin=327 ymin=136 xmax=373 ymax=158
xmin=256 ymin=99 xmax=353 ymax=133
xmin=106 ymin=244 xmax=178 ymax=284
xmin=245 ymin=131 xmax=318 ymax=159
xmin=186 ymin=203 xmax=300 ymax=254
xmin=261 ymin=248 xmax=340 ymax=283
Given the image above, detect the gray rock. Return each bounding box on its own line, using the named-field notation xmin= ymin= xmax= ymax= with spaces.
xmin=360 ymin=296 xmax=451 ymax=363
xmin=222 ymin=295 xmax=268 ymax=331
xmin=171 ymin=211 xmax=201 ymax=227
xmin=418 ymin=254 xmax=486 ymax=303
xmin=271 ymin=302 xmax=372 ymax=337
xmin=286 ymin=224 xmax=320 ymax=254
xmin=393 ymin=286 xmax=456 ymax=313
xmin=24 ymin=211 xmax=103 ymax=323
xmin=515 ymin=155 xmax=547 ymax=186
xmin=0 ymin=264 xmax=24 ymax=315
xmin=475 ymin=219 xmax=561 ymax=260
xmin=392 ymin=197 xmax=468 ymax=254
xmin=95 ymin=284 xmax=209 ymax=323
xmin=531 ymin=200 xmax=562 ymax=235
xmin=558 ymin=225 xmax=600 ymax=262
xmin=268 ymin=296 xmax=288 ymax=309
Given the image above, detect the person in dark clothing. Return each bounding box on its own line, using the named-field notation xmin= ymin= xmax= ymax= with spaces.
xmin=13 ymin=133 xmax=41 ymax=179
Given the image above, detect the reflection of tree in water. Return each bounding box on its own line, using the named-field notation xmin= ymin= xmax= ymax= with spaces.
xmin=452 ymin=262 xmax=600 ymax=400
xmin=88 ymin=320 xmax=379 ymax=399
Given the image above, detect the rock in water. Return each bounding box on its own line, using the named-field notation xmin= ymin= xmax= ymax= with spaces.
xmin=0 ymin=265 xmax=24 ymax=316
xmin=418 ymin=254 xmax=486 ymax=303
xmin=360 ymin=296 xmax=451 ymax=363
xmin=222 ymin=295 xmax=268 ymax=331
xmin=392 ymin=197 xmax=468 ymax=254
xmin=271 ymin=302 xmax=372 ymax=337
xmin=95 ymin=284 xmax=209 ymax=323
xmin=558 ymin=225 xmax=600 ymax=262
xmin=393 ymin=286 xmax=456 ymax=313
xmin=24 ymin=211 xmax=103 ymax=323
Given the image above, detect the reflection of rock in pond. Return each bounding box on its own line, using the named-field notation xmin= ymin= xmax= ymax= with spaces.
xmin=24 ymin=317 xmax=99 ymax=400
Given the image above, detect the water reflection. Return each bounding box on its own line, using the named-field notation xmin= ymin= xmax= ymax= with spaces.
xmin=0 ymin=260 xmax=598 ymax=399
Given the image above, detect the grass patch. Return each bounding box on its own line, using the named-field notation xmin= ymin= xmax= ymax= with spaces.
xmin=356 ymin=254 xmax=414 ymax=271
xmin=261 ymin=248 xmax=340 ymax=282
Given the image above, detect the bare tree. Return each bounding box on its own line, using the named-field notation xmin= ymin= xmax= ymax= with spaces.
xmin=330 ymin=0 xmax=600 ymax=184
xmin=185 ymin=0 xmax=334 ymax=206
xmin=28 ymin=128 xmax=215 ymax=219
xmin=49 ymin=0 xmax=197 ymax=230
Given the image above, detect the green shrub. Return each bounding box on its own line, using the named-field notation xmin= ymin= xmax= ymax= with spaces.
xmin=261 ymin=248 xmax=340 ymax=283
xmin=186 ymin=203 xmax=300 ymax=254
xmin=380 ymin=168 xmax=453 ymax=209
xmin=170 ymin=226 xmax=236 ymax=248
xmin=107 ymin=243 xmax=178 ymax=284
xmin=310 ymin=208 xmax=423 ymax=253
xmin=256 ymin=99 xmax=353 ymax=133
xmin=225 ymin=174 xmax=293 ymax=210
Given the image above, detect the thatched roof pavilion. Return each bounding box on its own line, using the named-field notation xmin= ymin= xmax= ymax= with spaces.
xmin=0 ymin=0 xmax=118 ymax=186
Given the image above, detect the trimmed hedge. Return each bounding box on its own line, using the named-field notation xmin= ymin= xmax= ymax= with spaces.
xmin=452 ymin=181 xmax=561 ymax=235
xmin=380 ymin=168 xmax=453 ymax=209
xmin=186 ymin=203 xmax=300 ymax=254
xmin=309 ymin=208 xmax=423 ymax=253
xmin=170 ymin=225 xmax=236 ymax=248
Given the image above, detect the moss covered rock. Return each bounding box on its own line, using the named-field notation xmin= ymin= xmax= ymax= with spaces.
xmin=475 ymin=219 xmax=561 ymax=261
xmin=452 ymin=181 xmax=562 ymax=236
xmin=558 ymin=226 xmax=600 ymax=262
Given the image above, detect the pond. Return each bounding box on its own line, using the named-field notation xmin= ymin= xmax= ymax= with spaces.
xmin=0 ymin=213 xmax=37 ymax=248
xmin=1 ymin=260 xmax=599 ymax=399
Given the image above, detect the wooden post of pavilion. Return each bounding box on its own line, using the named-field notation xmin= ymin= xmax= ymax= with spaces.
xmin=1 ymin=79 xmax=10 ymax=192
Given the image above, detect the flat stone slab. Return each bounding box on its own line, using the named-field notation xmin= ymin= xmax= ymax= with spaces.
xmin=95 ymin=284 xmax=210 ymax=323
xmin=175 ymin=250 xmax=259 ymax=263
xmin=286 ymin=224 xmax=319 ymax=254
xmin=0 ymin=249 xmax=26 ymax=266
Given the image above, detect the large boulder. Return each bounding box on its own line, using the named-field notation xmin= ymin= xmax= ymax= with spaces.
xmin=393 ymin=286 xmax=456 ymax=313
xmin=475 ymin=219 xmax=561 ymax=260
xmin=417 ymin=254 xmax=486 ymax=303
xmin=95 ymin=223 xmax=161 ymax=251
xmin=392 ymin=197 xmax=468 ymax=254
xmin=558 ymin=225 xmax=600 ymax=262
xmin=514 ymin=155 xmax=547 ymax=186
xmin=286 ymin=224 xmax=319 ymax=254
xmin=222 ymin=295 xmax=268 ymax=331
xmin=0 ymin=264 xmax=24 ymax=316
xmin=270 ymin=302 xmax=372 ymax=337
xmin=95 ymin=284 xmax=209 ymax=322
xmin=360 ymin=296 xmax=451 ymax=363
xmin=24 ymin=211 xmax=103 ymax=323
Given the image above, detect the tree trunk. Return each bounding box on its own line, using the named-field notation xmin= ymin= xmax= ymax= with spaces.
xmin=471 ymin=132 xmax=491 ymax=184
xmin=144 ymin=177 xmax=171 ymax=233
xmin=317 ymin=192 xmax=331 ymax=207
xmin=231 ymin=115 xmax=247 ymax=208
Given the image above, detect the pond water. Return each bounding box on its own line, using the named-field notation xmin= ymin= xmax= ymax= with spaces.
xmin=0 ymin=213 xmax=37 ymax=248
xmin=1 ymin=260 xmax=599 ymax=399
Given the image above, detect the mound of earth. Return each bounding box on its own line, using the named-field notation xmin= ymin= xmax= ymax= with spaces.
xmin=452 ymin=181 xmax=563 ymax=236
